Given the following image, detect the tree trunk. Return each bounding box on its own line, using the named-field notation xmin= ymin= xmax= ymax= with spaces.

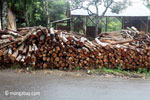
xmin=94 ymin=0 xmax=113 ymax=37
xmin=24 ymin=0 xmax=29 ymax=27
xmin=2 ymin=0 xmax=8 ymax=30
xmin=25 ymin=12 xmax=29 ymax=27
xmin=95 ymin=15 xmax=99 ymax=38
xmin=8 ymin=8 xmax=17 ymax=31
xmin=94 ymin=3 xmax=99 ymax=38
xmin=0 ymin=0 xmax=2 ymax=30
xmin=0 ymin=19 xmax=1 ymax=30
xmin=46 ymin=0 xmax=50 ymax=30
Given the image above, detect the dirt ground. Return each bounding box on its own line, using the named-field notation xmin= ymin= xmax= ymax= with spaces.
xmin=0 ymin=68 xmax=148 ymax=79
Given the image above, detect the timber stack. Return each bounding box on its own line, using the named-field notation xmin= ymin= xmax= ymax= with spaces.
xmin=0 ymin=26 xmax=150 ymax=70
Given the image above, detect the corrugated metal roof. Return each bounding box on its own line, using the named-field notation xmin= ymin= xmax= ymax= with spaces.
xmin=71 ymin=2 xmax=150 ymax=17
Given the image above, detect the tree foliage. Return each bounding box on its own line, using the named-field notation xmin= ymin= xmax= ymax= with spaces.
xmin=6 ymin=0 xmax=130 ymax=32
xmin=8 ymin=0 xmax=68 ymax=27
xmin=143 ymin=0 xmax=150 ymax=8
xmin=107 ymin=17 xmax=122 ymax=32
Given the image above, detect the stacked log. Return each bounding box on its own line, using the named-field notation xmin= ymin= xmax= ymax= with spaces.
xmin=0 ymin=26 xmax=150 ymax=70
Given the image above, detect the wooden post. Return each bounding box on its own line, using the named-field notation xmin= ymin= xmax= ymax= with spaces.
xmin=105 ymin=17 xmax=108 ymax=32
xmin=73 ymin=16 xmax=75 ymax=32
xmin=86 ymin=16 xmax=88 ymax=27
xmin=85 ymin=16 xmax=88 ymax=36
xmin=66 ymin=3 xmax=71 ymax=27
xmin=140 ymin=17 xmax=148 ymax=33
xmin=147 ymin=17 xmax=148 ymax=33
xmin=122 ymin=17 xmax=124 ymax=29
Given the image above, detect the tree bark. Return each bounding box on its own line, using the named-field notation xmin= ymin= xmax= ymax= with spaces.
xmin=24 ymin=0 xmax=29 ymax=27
xmin=0 ymin=18 xmax=1 ymax=30
xmin=46 ymin=0 xmax=50 ymax=31
xmin=94 ymin=0 xmax=113 ymax=38
xmin=94 ymin=3 xmax=99 ymax=38
xmin=0 ymin=0 xmax=2 ymax=30
xmin=95 ymin=15 xmax=99 ymax=38
xmin=8 ymin=8 xmax=17 ymax=31
xmin=0 ymin=20 xmax=1 ymax=30
xmin=2 ymin=0 xmax=8 ymax=30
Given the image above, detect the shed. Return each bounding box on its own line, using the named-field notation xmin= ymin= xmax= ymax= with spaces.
xmin=71 ymin=2 xmax=150 ymax=33
xmin=51 ymin=18 xmax=71 ymax=31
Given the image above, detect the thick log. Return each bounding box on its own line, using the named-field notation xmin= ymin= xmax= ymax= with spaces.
xmin=11 ymin=49 xmax=19 ymax=61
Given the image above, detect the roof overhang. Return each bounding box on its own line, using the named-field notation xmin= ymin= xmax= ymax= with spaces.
xmin=71 ymin=2 xmax=150 ymax=17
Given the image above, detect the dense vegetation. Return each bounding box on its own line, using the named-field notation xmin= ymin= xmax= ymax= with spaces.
xmin=9 ymin=0 xmax=68 ymax=27
xmin=106 ymin=17 xmax=122 ymax=32
xmin=7 ymin=0 xmax=123 ymax=31
xmin=6 ymin=0 xmax=147 ymax=32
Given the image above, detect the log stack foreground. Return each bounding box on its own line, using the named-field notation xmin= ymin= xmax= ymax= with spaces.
xmin=0 ymin=26 xmax=150 ymax=70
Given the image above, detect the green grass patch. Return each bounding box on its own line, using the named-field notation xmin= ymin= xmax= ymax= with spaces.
xmin=27 ymin=66 xmax=34 ymax=71
xmin=96 ymin=65 xmax=130 ymax=76
xmin=137 ymin=68 xmax=150 ymax=76
xmin=75 ymin=66 xmax=80 ymax=71
xmin=11 ymin=64 xmax=20 ymax=69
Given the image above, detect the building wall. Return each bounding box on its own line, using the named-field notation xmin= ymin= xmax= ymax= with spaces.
xmin=123 ymin=17 xmax=148 ymax=32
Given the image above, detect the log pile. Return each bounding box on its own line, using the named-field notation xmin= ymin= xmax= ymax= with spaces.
xmin=0 ymin=26 xmax=150 ymax=70
xmin=99 ymin=27 xmax=150 ymax=49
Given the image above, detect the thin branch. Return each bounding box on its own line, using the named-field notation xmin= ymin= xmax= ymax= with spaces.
xmin=100 ymin=0 xmax=113 ymax=19
xmin=82 ymin=6 xmax=95 ymax=15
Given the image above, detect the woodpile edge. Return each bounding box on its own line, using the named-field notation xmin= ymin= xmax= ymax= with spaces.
xmin=0 ymin=26 xmax=150 ymax=70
